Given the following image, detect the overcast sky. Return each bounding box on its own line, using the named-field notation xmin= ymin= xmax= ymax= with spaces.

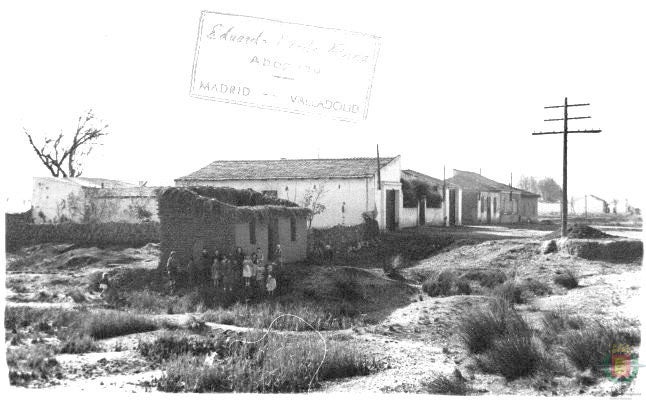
xmin=1 ymin=0 xmax=644 ymax=212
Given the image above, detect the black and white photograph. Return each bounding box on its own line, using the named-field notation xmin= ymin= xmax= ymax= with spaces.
xmin=1 ymin=0 xmax=644 ymax=397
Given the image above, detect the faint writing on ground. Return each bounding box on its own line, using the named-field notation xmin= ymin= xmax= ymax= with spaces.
xmin=190 ymin=11 xmax=381 ymax=122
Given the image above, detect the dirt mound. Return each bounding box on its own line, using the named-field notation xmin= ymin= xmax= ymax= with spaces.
xmin=544 ymin=224 xmax=614 ymax=240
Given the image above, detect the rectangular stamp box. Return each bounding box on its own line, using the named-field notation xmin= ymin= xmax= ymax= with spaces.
xmin=190 ymin=11 xmax=381 ymax=122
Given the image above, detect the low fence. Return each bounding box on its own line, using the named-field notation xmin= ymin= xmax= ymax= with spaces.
xmin=6 ymin=214 xmax=160 ymax=251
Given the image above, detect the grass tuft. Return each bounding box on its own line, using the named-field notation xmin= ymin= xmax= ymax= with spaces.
xmin=59 ymin=335 xmax=101 ymax=354
xmin=421 ymin=374 xmax=469 ymax=395
xmin=458 ymin=299 xmax=531 ymax=354
xmin=156 ymin=333 xmax=379 ymax=393
xmin=554 ymin=269 xmax=579 ymax=289
xmin=563 ymin=322 xmax=640 ymax=374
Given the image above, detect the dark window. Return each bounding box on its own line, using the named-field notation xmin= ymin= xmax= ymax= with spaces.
xmin=290 ymin=216 xmax=297 ymax=241
xmin=249 ymin=219 xmax=256 ymax=244
xmin=262 ymin=190 xmax=278 ymax=198
xmin=494 ymin=198 xmax=497 ymax=213
xmin=481 ymin=197 xmax=485 ymax=212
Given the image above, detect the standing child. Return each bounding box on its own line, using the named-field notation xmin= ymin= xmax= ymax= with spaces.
xmin=255 ymin=253 xmax=265 ymax=297
xmin=274 ymin=244 xmax=283 ymax=269
xmin=266 ymin=273 xmax=276 ymax=297
xmin=242 ymin=255 xmax=253 ymax=287
xmin=211 ymin=250 xmax=222 ymax=289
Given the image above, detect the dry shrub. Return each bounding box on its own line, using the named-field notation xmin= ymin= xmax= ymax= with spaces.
xmin=156 ymin=334 xmax=379 ymax=393
xmin=7 ymin=345 xmax=62 ymax=386
xmin=422 ymin=270 xmax=471 ymax=297
xmin=422 ymin=374 xmax=469 ymax=395
xmin=78 ymin=310 xmax=157 ymax=339
xmin=554 ymin=269 xmax=579 ymax=289
xmin=563 ymin=322 xmax=640 ymax=374
xmin=483 ymin=334 xmax=548 ymax=380
xmin=458 ymin=299 xmax=531 ymax=354
xmin=460 ymin=269 xmax=507 ymax=288
xmin=59 ymin=335 xmax=101 ymax=354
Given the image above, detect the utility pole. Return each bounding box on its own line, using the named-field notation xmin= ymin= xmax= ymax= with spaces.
xmin=532 ymin=97 xmax=601 ymax=237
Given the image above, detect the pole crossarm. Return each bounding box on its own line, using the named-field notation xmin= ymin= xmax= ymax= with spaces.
xmin=532 ymin=129 xmax=601 ymax=135
xmin=544 ymin=103 xmax=590 ymax=108
xmin=544 ymin=116 xmax=591 ymax=121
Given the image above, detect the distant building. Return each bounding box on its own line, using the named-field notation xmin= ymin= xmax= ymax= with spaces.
xmin=157 ymin=186 xmax=310 ymax=268
xmin=175 ymin=157 xmax=403 ymax=230
xmin=32 ymin=177 xmax=159 ymax=224
xmin=447 ymin=169 xmax=539 ymax=224
xmin=400 ymin=169 xmax=462 ymax=227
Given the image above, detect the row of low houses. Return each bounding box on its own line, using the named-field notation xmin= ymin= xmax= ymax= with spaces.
xmin=31 ymin=155 xmax=540 ymax=230
xmin=29 ymin=156 xmax=541 ymax=265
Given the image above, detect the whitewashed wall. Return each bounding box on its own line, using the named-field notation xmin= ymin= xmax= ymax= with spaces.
xmin=178 ymin=157 xmax=404 ymax=230
xmin=400 ymin=207 xmax=418 ymax=228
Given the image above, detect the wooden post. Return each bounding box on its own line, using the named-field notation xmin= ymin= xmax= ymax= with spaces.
xmin=532 ymin=98 xmax=601 ymax=238
xmin=562 ymin=97 xmax=568 ymax=237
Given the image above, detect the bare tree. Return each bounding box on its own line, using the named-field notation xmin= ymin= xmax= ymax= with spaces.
xmin=23 ymin=110 xmax=109 ymax=177
xmin=301 ymin=184 xmax=327 ymax=228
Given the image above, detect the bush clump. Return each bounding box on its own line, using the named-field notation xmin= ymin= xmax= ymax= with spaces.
xmin=554 ymin=269 xmax=579 ymax=289
xmin=458 ymin=299 xmax=531 ymax=354
xmin=59 ymin=335 xmax=101 ymax=354
xmin=563 ymin=323 xmax=641 ymax=374
xmin=422 ymin=373 xmax=469 ymax=395
xmin=422 ymin=270 xmax=471 ymax=297
xmin=483 ymin=334 xmax=547 ymax=380
xmin=139 ymin=332 xmax=225 ymax=363
xmin=7 ymin=345 xmax=62 ymax=386
xmin=201 ymin=301 xmax=362 ymax=331
xmin=460 ymin=269 xmax=507 ymax=289
xmin=79 ymin=310 xmax=158 ymax=339
xmin=156 ymin=334 xmax=379 ymax=393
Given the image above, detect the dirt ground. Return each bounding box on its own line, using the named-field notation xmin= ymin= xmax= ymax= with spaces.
xmin=4 ymin=223 xmax=643 ymax=395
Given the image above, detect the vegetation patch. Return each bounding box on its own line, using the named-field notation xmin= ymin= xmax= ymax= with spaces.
xmin=79 ymin=310 xmax=158 ymax=339
xmin=201 ymin=301 xmax=363 ymax=331
xmin=59 ymin=335 xmax=101 ymax=354
xmin=139 ymin=331 xmax=224 ymax=363
xmin=7 ymin=345 xmax=63 ymax=386
xmin=553 ymin=269 xmax=579 ymax=289
xmin=421 ymin=373 xmax=470 ymax=395
xmin=458 ymin=299 xmax=531 ymax=354
xmin=563 ymin=323 xmax=641 ymax=375
xmin=482 ymin=334 xmax=547 ymax=380
xmin=422 ymin=270 xmax=471 ymax=297
xmin=460 ymin=269 xmax=507 ymax=289
xmin=156 ymin=333 xmax=379 ymax=393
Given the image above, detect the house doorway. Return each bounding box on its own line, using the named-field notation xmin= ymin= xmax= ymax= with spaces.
xmin=192 ymin=238 xmax=204 ymax=262
xmin=386 ymin=189 xmax=397 ymax=231
xmin=418 ymin=198 xmax=426 ymax=226
xmin=486 ymin=197 xmax=492 ymax=224
xmin=267 ymin=218 xmax=279 ymax=260
xmin=449 ymin=189 xmax=456 ymax=225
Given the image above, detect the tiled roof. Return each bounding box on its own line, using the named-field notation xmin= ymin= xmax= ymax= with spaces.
xmin=446 ymin=169 xmax=510 ymax=192
xmin=401 ymin=169 xmax=454 ymax=188
xmin=447 ymin=169 xmax=540 ymax=197
xmin=176 ymin=157 xmax=397 ymax=181
xmin=36 ymin=176 xmax=136 ymax=188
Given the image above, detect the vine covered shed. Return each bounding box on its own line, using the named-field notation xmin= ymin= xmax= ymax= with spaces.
xmin=158 ymin=187 xmax=310 ymax=269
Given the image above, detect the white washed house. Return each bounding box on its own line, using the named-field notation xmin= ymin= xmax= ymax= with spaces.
xmin=32 ymin=177 xmax=159 ymax=224
xmin=175 ymin=157 xmax=404 ymax=230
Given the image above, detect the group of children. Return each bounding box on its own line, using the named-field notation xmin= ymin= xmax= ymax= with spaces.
xmin=165 ymin=244 xmax=283 ymax=297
